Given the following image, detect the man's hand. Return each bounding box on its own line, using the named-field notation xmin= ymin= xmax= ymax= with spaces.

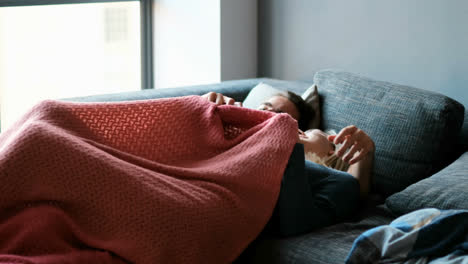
xmin=328 ymin=125 xmax=375 ymax=165
xmin=201 ymin=92 xmax=242 ymax=106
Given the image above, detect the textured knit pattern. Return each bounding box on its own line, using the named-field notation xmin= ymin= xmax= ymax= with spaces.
xmin=314 ymin=69 xmax=465 ymax=196
xmin=0 ymin=96 xmax=298 ymax=264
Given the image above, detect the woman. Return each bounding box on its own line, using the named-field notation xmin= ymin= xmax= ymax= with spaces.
xmin=202 ymin=91 xmax=375 ymax=235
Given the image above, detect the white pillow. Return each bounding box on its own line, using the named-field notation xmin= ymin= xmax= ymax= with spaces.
xmin=242 ymin=83 xmax=285 ymax=109
xmin=242 ymin=82 xmax=321 ymax=129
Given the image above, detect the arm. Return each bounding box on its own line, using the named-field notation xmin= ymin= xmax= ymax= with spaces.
xmin=346 ymin=149 xmax=373 ymax=198
xmin=328 ymin=126 xmax=375 ymax=198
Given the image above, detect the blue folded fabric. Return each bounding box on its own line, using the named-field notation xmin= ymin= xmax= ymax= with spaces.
xmin=346 ymin=208 xmax=468 ymax=264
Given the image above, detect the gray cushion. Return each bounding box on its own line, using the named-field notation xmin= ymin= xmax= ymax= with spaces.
xmin=385 ymin=152 xmax=468 ymax=215
xmin=301 ymin=84 xmax=321 ymax=129
xmin=314 ymin=69 xmax=465 ymax=196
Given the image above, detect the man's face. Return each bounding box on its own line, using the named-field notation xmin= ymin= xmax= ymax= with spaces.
xmin=257 ymin=95 xmax=300 ymax=120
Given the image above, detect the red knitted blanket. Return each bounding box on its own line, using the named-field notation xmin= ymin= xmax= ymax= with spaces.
xmin=0 ymin=96 xmax=297 ymax=264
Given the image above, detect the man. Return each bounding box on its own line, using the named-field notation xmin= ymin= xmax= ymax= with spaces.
xmin=202 ymin=91 xmax=375 ymax=235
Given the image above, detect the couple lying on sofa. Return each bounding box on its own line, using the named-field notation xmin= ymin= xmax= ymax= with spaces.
xmin=0 ymin=88 xmax=374 ymax=263
xmin=201 ymin=90 xmax=375 ymax=236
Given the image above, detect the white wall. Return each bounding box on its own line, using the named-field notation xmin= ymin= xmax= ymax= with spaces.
xmin=259 ymin=0 xmax=468 ymax=107
xmin=153 ymin=0 xmax=221 ymax=88
xmin=154 ymin=0 xmax=257 ymax=89
xmin=220 ymin=0 xmax=257 ymax=81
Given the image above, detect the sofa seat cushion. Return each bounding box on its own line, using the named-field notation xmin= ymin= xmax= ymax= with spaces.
xmin=385 ymin=152 xmax=468 ymax=215
xmin=314 ymin=70 xmax=465 ymax=196
xmin=236 ymin=205 xmax=394 ymax=264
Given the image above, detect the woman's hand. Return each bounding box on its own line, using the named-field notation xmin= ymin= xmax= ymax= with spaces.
xmin=297 ymin=129 xmax=307 ymax=142
xmin=201 ymin=92 xmax=242 ymax=106
xmin=328 ymin=125 xmax=375 ymax=165
xmin=298 ymin=129 xmax=335 ymax=159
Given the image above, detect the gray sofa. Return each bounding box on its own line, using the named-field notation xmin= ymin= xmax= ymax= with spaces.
xmin=68 ymin=70 xmax=467 ymax=263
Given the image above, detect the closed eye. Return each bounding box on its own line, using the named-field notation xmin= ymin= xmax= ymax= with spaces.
xmin=259 ymin=102 xmax=284 ymax=113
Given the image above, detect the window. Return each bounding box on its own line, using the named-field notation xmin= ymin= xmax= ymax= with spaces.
xmin=0 ymin=0 xmax=236 ymax=131
xmin=0 ymin=1 xmax=142 ymax=130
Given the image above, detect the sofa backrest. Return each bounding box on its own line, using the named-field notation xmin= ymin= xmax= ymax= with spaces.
xmin=65 ymin=79 xmax=263 ymax=103
xmin=314 ymin=69 xmax=465 ymax=196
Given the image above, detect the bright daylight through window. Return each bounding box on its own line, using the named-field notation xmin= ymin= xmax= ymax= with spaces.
xmin=0 ymin=2 xmax=141 ymax=131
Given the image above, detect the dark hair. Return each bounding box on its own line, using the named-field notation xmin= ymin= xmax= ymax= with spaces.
xmin=276 ymin=91 xmax=315 ymax=131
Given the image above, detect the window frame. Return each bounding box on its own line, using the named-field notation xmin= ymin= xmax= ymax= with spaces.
xmin=0 ymin=0 xmax=154 ymax=89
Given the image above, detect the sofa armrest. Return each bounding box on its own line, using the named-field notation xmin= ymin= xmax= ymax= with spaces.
xmin=63 ymin=78 xmax=269 ymax=103
xmin=386 ymin=151 xmax=468 ymax=215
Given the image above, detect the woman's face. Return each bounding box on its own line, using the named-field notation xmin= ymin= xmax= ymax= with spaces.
xmin=300 ymin=129 xmax=335 ymax=158
xmin=257 ymin=95 xmax=300 ymax=120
